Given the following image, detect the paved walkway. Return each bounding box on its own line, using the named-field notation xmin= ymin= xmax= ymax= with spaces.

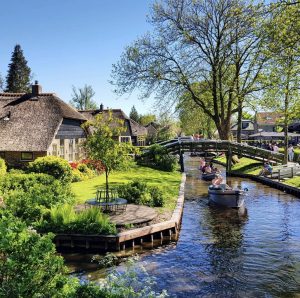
xmin=75 ymin=204 xmax=157 ymax=226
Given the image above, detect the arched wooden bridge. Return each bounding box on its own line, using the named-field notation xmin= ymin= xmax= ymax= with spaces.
xmin=154 ymin=139 xmax=284 ymax=172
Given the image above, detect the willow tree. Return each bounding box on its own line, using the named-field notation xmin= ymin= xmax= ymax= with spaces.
xmin=112 ymin=0 xmax=265 ymax=140
xmin=261 ymin=1 xmax=300 ymax=163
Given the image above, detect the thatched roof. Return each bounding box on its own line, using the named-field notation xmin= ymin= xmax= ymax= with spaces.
xmin=0 ymin=91 xmax=87 ymax=151
xmin=79 ymin=108 xmax=147 ymax=136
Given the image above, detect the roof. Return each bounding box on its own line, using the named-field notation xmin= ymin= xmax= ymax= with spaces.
xmin=0 ymin=92 xmax=87 ymax=151
xmin=256 ymin=112 xmax=282 ymax=125
xmin=231 ymin=120 xmax=255 ymax=131
xmin=79 ymin=108 xmax=147 ymax=136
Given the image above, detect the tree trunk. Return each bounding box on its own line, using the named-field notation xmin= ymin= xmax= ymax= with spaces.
xmin=105 ymin=169 xmax=109 ymax=201
xmin=237 ymin=100 xmax=243 ymax=144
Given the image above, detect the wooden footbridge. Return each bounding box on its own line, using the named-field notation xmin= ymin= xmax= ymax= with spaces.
xmin=151 ymin=139 xmax=284 ymax=172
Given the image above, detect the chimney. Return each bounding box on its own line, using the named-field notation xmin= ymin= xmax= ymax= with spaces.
xmin=32 ymin=80 xmax=42 ymax=96
xmin=100 ymin=103 xmax=104 ymax=112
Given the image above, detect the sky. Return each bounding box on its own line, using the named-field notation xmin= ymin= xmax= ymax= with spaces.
xmin=0 ymin=0 xmax=155 ymax=115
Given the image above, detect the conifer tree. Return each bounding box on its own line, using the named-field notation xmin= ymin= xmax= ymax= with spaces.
xmin=6 ymin=44 xmax=31 ymax=93
xmin=129 ymin=105 xmax=140 ymax=122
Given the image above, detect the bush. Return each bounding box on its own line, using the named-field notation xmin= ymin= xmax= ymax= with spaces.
xmin=37 ymin=204 xmax=117 ymax=235
xmin=0 ymin=158 xmax=6 ymax=177
xmin=117 ymin=181 xmax=165 ymax=207
xmin=0 ymin=173 xmax=75 ymax=223
xmin=138 ymin=144 xmax=177 ymax=172
xmin=28 ymin=156 xmax=73 ymax=183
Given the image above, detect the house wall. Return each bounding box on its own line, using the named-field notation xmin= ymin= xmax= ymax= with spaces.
xmin=0 ymin=151 xmax=46 ymax=168
xmin=47 ymin=137 xmax=85 ymax=162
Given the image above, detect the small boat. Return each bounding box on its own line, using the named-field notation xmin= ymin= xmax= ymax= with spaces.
xmin=201 ymin=172 xmax=217 ymax=181
xmin=208 ymin=184 xmax=246 ymax=208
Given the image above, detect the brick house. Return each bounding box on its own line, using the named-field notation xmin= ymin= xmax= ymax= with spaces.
xmin=79 ymin=105 xmax=148 ymax=146
xmin=0 ymin=82 xmax=87 ymax=167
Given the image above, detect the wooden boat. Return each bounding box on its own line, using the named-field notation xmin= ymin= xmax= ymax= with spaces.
xmin=208 ymin=184 xmax=246 ymax=208
xmin=201 ymin=172 xmax=217 ymax=181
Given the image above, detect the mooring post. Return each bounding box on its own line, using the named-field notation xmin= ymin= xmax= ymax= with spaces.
xmin=179 ymin=147 xmax=184 ymax=172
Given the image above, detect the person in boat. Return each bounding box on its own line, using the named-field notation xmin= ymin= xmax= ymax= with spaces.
xmin=199 ymin=158 xmax=206 ymax=171
xmin=212 ymin=174 xmax=231 ymax=189
xmin=204 ymin=162 xmax=212 ymax=173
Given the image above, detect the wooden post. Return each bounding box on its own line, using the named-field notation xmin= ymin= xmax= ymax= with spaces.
xmin=179 ymin=148 xmax=184 ymax=172
xmin=226 ymin=147 xmax=232 ymax=174
xmin=278 ymin=169 xmax=280 ymax=182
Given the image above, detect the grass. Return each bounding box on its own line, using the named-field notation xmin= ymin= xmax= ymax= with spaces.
xmin=284 ymin=176 xmax=300 ymax=188
xmin=214 ymin=156 xmax=262 ymax=175
xmin=72 ymin=163 xmax=182 ymax=212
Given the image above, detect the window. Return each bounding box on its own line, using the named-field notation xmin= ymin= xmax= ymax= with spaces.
xmin=137 ymin=135 xmax=146 ymax=146
xmin=60 ymin=139 xmax=65 ymax=159
xmin=21 ymin=152 xmax=33 ymax=161
xmin=69 ymin=140 xmax=74 ymax=161
xmin=242 ymin=122 xmax=249 ymax=130
xmin=120 ymin=136 xmax=131 ymax=143
xmin=52 ymin=144 xmax=58 ymax=156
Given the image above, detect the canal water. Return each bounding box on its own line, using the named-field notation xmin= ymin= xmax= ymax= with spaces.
xmin=66 ymin=157 xmax=300 ymax=297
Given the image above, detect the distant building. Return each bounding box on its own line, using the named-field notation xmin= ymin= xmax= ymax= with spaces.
xmin=79 ymin=105 xmax=148 ymax=146
xmin=255 ymin=112 xmax=283 ymax=132
xmin=0 ymin=82 xmax=87 ymax=167
xmin=231 ymin=119 xmax=255 ymax=140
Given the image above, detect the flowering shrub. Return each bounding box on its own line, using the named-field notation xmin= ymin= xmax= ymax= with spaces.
xmin=70 ymin=161 xmax=99 ymax=182
xmin=81 ymin=159 xmax=105 ymax=174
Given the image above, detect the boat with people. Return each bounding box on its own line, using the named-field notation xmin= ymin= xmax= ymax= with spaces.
xmin=208 ymin=174 xmax=247 ymax=208
xmin=199 ymin=158 xmax=220 ymax=181
xmin=202 ymin=172 xmax=218 ymax=181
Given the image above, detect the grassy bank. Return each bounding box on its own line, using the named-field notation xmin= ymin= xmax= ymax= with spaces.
xmin=72 ymin=163 xmax=182 ymax=211
xmin=214 ymin=156 xmax=262 ymax=175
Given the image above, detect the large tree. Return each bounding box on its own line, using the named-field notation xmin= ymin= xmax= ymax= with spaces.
xmin=70 ymin=84 xmax=97 ymax=110
xmin=6 ymin=44 xmax=31 ymax=93
xmin=261 ymin=1 xmax=300 ymax=163
xmin=112 ymin=0 xmax=265 ymax=140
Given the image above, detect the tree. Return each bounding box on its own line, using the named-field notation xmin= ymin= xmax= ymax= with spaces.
xmin=0 ymin=74 xmax=4 ymax=91
xmin=83 ymin=111 xmax=134 ymax=198
xmin=6 ymin=44 xmax=31 ymax=93
xmin=70 ymin=84 xmax=97 ymax=110
xmin=177 ymin=97 xmax=216 ymax=138
xmin=139 ymin=113 xmax=156 ymax=126
xmin=111 ymin=0 xmax=265 ymax=140
xmin=129 ymin=105 xmax=140 ymax=122
xmin=156 ymin=113 xmax=180 ymax=141
xmin=261 ymin=1 xmax=300 ymax=163
xmin=0 ymin=212 xmax=76 ymax=297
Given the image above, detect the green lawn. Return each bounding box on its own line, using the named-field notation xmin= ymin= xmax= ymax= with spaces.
xmin=284 ymin=176 xmax=300 ymax=188
xmin=214 ymin=156 xmax=262 ymax=175
xmin=72 ymin=164 xmax=182 ymax=211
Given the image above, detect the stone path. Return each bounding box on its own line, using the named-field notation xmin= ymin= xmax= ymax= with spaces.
xmin=74 ymin=204 xmax=158 ymax=226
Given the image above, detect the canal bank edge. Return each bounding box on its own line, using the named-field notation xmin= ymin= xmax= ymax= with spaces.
xmin=228 ymin=172 xmax=300 ymax=198
xmin=54 ymin=173 xmax=187 ymax=251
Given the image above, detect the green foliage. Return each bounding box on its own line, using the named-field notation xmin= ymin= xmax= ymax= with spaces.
xmin=117 ymin=180 xmax=165 ymax=207
xmin=0 ymin=157 xmax=6 ymax=177
xmin=0 ymin=173 xmax=75 ymax=223
xmin=129 ymin=105 xmax=140 ymax=122
xmin=83 ymin=110 xmax=135 ymax=194
xmin=69 ymin=84 xmax=97 ymax=110
xmin=28 ymin=156 xmax=73 ymax=183
xmin=37 ymin=204 xmax=117 ymax=235
xmin=139 ymin=114 xmax=156 ymax=126
xmin=0 ymin=213 xmax=77 ymax=297
xmin=139 ymin=144 xmax=177 ymax=172
xmin=5 ymin=44 xmax=31 ymax=93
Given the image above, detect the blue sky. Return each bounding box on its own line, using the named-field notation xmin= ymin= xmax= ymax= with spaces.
xmin=0 ymin=0 xmax=155 ymax=115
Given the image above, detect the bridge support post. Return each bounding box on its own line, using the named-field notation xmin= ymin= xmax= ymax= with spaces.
xmin=179 ymin=148 xmax=184 ymax=172
xmin=226 ymin=147 xmax=232 ymax=174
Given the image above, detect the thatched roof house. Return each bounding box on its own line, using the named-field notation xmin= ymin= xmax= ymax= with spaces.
xmin=0 ymin=82 xmax=87 ymax=167
xmin=79 ymin=104 xmax=148 ymax=146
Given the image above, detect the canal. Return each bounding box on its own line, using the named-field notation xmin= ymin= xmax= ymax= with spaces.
xmin=66 ymin=157 xmax=300 ymax=297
